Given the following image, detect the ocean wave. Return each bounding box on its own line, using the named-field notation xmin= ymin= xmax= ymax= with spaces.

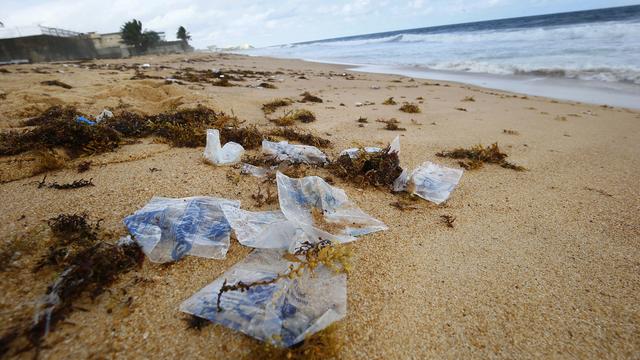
xmin=422 ymin=61 xmax=640 ymax=84
xmin=300 ymin=20 xmax=640 ymax=47
xmin=245 ymin=18 xmax=640 ymax=86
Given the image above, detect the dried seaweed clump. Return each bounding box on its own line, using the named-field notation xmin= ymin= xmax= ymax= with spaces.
xmin=0 ymin=213 xmax=144 ymax=357
xmin=0 ymin=115 xmax=121 ymax=157
xmin=377 ymin=118 xmax=406 ymax=131
xmin=299 ymin=91 xmax=323 ymax=103
xmin=382 ymin=97 xmax=397 ymax=105
xmin=3 ymin=105 xmax=258 ymax=158
xmin=329 ymin=143 xmax=403 ymax=188
xmin=148 ymin=107 xmax=234 ymax=147
xmin=22 ymin=106 xmax=82 ymax=127
xmin=28 ymin=242 xmax=142 ymax=354
xmin=436 ymin=143 xmax=525 ymax=171
xmin=105 ymin=106 xmax=241 ymax=148
xmin=221 ymin=125 xmax=264 ymax=150
xmin=37 ymin=176 xmax=94 ymax=190
xmin=399 ymin=103 xmax=421 ymax=113
xmin=268 ymin=128 xmax=331 ymax=148
xmin=274 ymin=109 xmax=316 ymax=126
xmin=262 ymin=98 xmax=292 ymax=115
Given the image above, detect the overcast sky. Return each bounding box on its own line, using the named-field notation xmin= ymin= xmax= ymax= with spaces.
xmin=2 ymin=0 xmax=638 ymax=48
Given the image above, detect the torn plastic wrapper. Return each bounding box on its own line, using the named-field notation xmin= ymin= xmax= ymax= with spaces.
xmin=240 ymin=163 xmax=270 ymax=177
xmin=179 ymin=249 xmax=347 ymax=348
xmin=95 ymin=109 xmax=113 ymax=123
xmin=123 ymin=196 xmax=240 ymax=263
xmin=75 ymin=116 xmax=96 ymax=126
xmin=277 ymin=172 xmax=387 ymax=243
xmin=339 ymin=136 xmax=400 ymax=158
xmin=393 ymin=161 xmax=463 ymax=204
xmin=262 ymin=140 xmax=327 ymax=165
xmin=221 ymin=205 xmax=317 ymax=252
xmin=204 ymin=129 xmax=244 ymax=165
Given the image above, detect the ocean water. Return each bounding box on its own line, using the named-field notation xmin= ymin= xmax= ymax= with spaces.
xmin=242 ymin=5 xmax=640 ymax=108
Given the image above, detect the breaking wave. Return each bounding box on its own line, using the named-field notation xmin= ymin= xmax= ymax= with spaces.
xmin=243 ymin=8 xmax=640 ymax=85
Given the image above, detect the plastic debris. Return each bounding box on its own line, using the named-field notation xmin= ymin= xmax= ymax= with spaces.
xmin=95 ymin=109 xmax=113 ymax=123
xmin=262 ymin=140 xmax=328 ymax=165
xmin=393 ymin=161 xmax=463 ymax=204
xmin=180 ymin=249 xmax=347 ymax=347
xmin=221 ymin=206 xmax=308 ymax=250
xmin=203 ymin=129 xmax=244 ymax=165
xmin=123 ymin=196 xmax=240 ymax=263
xmin=75 ymin=115 xmax=96 ymax=126
xmin=340 ymin=136 xmax=400 ymax=158
xmin=240 ymin=163 xmax=270 ymax=177
xmin=141 ymin=63 xmax=151 ymax=68
xmin=277 ymin=172 xmax=387 ymax=243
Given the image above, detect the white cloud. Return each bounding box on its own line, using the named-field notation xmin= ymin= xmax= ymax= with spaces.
xmin=1 ymin=0 xmax=631 ymax=48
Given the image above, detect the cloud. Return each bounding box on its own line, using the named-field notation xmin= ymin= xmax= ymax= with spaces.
xmin=1 ymin=0 xmax=630 ymax=48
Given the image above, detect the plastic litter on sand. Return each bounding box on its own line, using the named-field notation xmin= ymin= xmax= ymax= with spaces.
xmin=203 ymin=129 xmax=245 ymax=165
xmin=179 ymin=249 xmax=347 ymax=348
xmin=393 ymin=161 xmax=463 ymax=204
xmin=262 ymin=140 xmax=328 ymax=165
xmin=123 ymin=196 xmax=240 ymax=263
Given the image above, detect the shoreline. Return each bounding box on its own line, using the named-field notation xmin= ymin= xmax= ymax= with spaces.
xmin=238 ymin=53 xmax=640 ymax=110
xmin=0 ymin=52 xmax=638 ymax=359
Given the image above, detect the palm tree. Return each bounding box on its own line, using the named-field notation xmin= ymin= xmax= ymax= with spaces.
xmin=121 ymin=19 xmax=161 ymax=53
xmin=176 ymin=26 xmax=191 ymax=44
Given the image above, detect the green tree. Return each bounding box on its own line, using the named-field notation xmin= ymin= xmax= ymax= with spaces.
xmin=141 ymin=31 xmax=161 ymax=50
xmin=121 ymin=19 xmax=144 ymax=50
xmin=176 ymin=26 xmax=191 ymax=43
xmin=121 ymin=19 xmax=161 ymax=52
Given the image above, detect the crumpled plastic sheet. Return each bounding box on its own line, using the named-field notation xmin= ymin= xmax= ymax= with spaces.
xmin=204 ymin=129 xmax=244 ymax=165
xmin=262 ymin=140 xmax=328 ymax=165
xmin=123 ymin=196 xmax=240 ymax=263
xmin=240 ymin=163 xmax=270 ymax=177
xmin=276 ymin=172 xmax=387 ymax=243
xmin=179 ymin=249 xmax=347 ymax=347
xmin=221 ymin=206 xmax=317 ymax=252
xmin=220 ymin=172 xmax=387 ymax=251
xmin=393 ymin=161 xmax=463 ymax=204
xmin=339 ymin=136 xmax=400 ymax=158
xmin=95 ymin=109 xmax=113 ymax=123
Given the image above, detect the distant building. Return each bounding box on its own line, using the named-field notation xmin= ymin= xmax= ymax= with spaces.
xmin=0 ymin=25 xmax=95 ymax=63
xmin=0 ymin=26 xmax=190 ymax=63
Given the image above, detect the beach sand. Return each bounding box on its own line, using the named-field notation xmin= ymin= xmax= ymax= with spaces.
xmin=0 ymin=53 xmax=639 ymax=359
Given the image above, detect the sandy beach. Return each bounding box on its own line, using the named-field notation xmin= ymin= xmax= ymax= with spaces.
xmin=0 ymin=52 xmax=639 ymax=359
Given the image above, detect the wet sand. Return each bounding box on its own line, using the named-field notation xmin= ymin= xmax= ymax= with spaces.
xmin=0 ymin=52 xmax=639 ymax=359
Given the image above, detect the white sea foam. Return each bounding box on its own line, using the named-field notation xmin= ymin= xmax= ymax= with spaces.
xmin=243 ymin=20 xmax=640 ymax=85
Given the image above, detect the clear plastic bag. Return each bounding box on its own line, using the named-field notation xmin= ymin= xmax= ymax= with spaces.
xmin=123 ymin=196 xmax=240 ymax=263
xmin=262 ymin=140 xmax=327 ymax=165
xmin=393 ymin=161 xmax=463 ymax=204
xmin=204 ymin=129 xmax=244 ymax=165
xmin=221 ymin=205 xmax=318 ymax=252
xmin=339 ymin=135 xmax=400 ymax=158
xmin=276 ymin=172 xmax=387 ymax=243
xmin=179 ymin=249 xmax=347 ymax=347
xmin=240 ymin=163 xmax=270 ymax=177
